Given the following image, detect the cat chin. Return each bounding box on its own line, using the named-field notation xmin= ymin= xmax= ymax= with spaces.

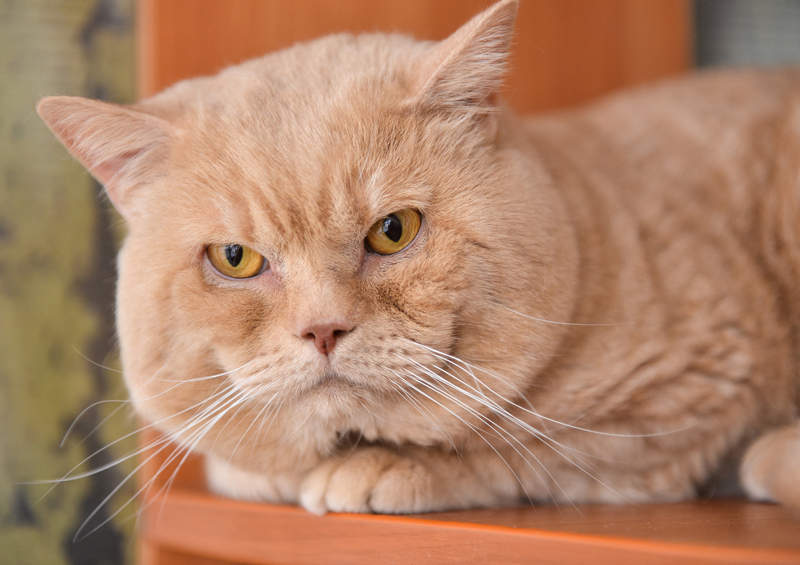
xmin=304 ymin=369 xmax=363 ymax=392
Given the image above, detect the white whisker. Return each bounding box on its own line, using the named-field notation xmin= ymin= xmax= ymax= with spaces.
xmin=29 ymin=383 xmax=239 ymax=499
xmin=230 ymin=388 xmax=280 ymax=459
xmin=399 ymin=367 xmax=562 ymax=503
xmin=407 ymin=340 xmax=689 ymax=440
xmin=72 ymin=346 xmax=123 ymax=373
xmin=398 ymin=353 xmax=626 ymax=503
xmin=502 ymin=305 xmax=622 ymax=327
xmin=387 ymin=379 xmax=459 ymax=453
xmin=391 ymin=369 xmax=535 ymax=506
xmin=75 ymin=385 xmax=248 ymax=540
xmin=158 ymin=359 xmax=257 ymax=383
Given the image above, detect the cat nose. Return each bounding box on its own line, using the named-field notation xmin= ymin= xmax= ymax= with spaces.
xmin=299 ymin=322 xmax=354 ymax=356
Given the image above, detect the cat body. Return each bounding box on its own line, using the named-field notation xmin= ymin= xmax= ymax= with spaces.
xmin=38 ymin=0 xmax=800 ymax=513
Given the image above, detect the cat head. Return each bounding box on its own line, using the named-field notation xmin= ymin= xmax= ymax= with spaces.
xmin=37 ymin=0 xmax=577 ymax=466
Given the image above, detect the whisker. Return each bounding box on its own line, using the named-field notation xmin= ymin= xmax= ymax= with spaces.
xmin=28 ymin=383 xmax=239 ymax=495
xmin=158 ymin=359 xmax=257 ymax=383
xmin=58 ymin=360 xmax=253 ymax=447
xmin=407 ymin=340 xmax=537 ymax=410
xmin=387 ymin=379 xmax=459 ymax=453
xmin=60 ymin=399 xmax=131 ymax=448
xmin=255 ymin=386 xmax=286 ymax=447
xmin=391 ymin=370 xmax=535 ymax=506
xmin=502 ymin=305 xmax=622 ymax=327
xmin=399 ymin=355 xmax=625 ymax=503
xmin=73 ymin=433 xmax=175 ymax=541
xmin=75 ymin=385 xmax=248 ymax=541
xmin=403 ymin=355 xmax=605 ymax=479
xmin=76 ymin=403 xmax=132 ymax=447
xmin=407 ymin=341 xmax=688 ymax=440
xmin=230 ymin=388 xmax=281 ymax=460
xmin=399 ymin=368 xmax=561 ymax=504
xmin=72 ymin=346 xmax=123 ymax=373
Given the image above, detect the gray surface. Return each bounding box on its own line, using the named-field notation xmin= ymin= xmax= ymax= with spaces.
xmin=696 ymin=0 xmax=800 ymax=66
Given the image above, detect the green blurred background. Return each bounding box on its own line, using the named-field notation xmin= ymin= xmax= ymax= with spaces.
xmin=1 ymin=1 xmax=136 ymax=564
xmin=1 ymin=1 xmax=799 ymax=564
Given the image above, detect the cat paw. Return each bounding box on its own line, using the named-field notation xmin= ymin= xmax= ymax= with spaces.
xmin=299 ymin=447 xmax=445 ymax=515
xmin=741 ymin=422 xmax=800 ymax=509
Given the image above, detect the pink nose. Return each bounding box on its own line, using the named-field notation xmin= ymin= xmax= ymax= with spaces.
xmin=299 ymin=322 xmax=354 ymax=356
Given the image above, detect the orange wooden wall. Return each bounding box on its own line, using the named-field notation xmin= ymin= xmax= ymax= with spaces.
xmin=138 ymin=0 xmax=691 ymax=111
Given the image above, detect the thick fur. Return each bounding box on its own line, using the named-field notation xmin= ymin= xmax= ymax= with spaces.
xmin=38 ymin=0 xmax=800 ymax=514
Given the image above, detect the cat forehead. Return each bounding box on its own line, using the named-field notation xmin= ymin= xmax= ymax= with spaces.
xmin=160 ymin=37 xmax=439 ymax=240
xmin=174 ymin=33 xmax=426 ymax=124
xmin=177 ymin=139 xmax=432 ymax=251
xmin=168 ymin=107 xmax=434 ymax=252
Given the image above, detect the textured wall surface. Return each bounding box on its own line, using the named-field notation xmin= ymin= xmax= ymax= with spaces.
xmin=696 ymin=0 xmax=800 ymax=66
xmin=0 ymin=1 xmax=136 ymax=564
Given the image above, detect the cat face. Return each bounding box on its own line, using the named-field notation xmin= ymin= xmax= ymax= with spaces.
xmin=38 ymin=0 xmax=578 ymax=468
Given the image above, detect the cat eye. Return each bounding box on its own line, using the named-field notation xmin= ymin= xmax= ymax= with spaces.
xmin=365 ymin=209 xmax=422 ymax=255
xmin=206 ymin=243 xmax=267 ymax=279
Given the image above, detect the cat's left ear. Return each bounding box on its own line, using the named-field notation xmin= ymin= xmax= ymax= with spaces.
xmin=406 ymin=0 xmax=518 ymax=113
xmin=37 ymin=96 xmax=173 ymax=220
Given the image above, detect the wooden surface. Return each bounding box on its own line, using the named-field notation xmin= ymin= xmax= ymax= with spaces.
xmin=135 ymin=435 xmax=800 ymax=565
xmin=137 ymin=0 xmax=690 ymax=112
xmin=140 ymin=492 xmax=800 ymax=565
xmin=129 ymin=2 xmax=800 ymax=565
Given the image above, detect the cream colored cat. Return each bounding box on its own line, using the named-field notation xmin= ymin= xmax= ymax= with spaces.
xmin=38 ymin=0 xmax=800 ymax=514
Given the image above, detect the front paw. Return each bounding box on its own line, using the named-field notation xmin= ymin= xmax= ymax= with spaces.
xmin=299 ymin=447 xmax=445 ymax=515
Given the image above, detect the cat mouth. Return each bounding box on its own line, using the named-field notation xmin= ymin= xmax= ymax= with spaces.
xmin=308 ymin=369 xmax=357 ymax=390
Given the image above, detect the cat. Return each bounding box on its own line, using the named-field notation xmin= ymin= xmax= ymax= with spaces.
xmin=37 ymin=0 xmax=800 ymax=515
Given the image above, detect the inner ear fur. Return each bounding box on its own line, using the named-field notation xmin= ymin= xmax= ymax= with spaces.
xmin=37 ymin=96 xmax=173 ymax=219
xmin=406 ymin=0 xmax=518 ymax=113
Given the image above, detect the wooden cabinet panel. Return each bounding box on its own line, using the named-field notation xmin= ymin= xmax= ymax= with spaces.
xmin=137 ymin=0 xmax=690 ymax=112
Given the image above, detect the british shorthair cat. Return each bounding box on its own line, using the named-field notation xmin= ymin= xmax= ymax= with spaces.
xmin=38 ymin=0 xmax=800 ymax=514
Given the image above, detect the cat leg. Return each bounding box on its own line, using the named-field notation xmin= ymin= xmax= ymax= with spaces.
xmin=298 ymin=446 xmax=517 ymax=515
xmin=740 ymin=422 xmax=800 ymax=509
xmin=205 ymin=455 xmax=297 ymax=503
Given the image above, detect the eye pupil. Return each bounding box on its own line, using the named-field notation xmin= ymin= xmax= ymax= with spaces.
xmin=365 ymin=209 xmax=421 ymax=255
xmin=382 ymin=215 xmax=403 ymax=243
xmin=225 ymin=244 xmax=243 ymax=267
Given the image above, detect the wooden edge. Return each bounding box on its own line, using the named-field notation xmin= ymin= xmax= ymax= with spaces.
xmin=140 ymin=491 xmax=800 ymax=565
xmin=136 ymin=0 xmax=156 ymax=98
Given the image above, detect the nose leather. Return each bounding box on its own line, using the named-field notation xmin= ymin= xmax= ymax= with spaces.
xmin=300 ymin=322 xmax=354 ymax=355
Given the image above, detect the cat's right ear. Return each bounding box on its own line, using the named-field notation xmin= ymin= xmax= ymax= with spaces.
xmin=37 ymin=96 xmax=173 ymax=220
xmin=406 ymin=0 xmax=518 ymax=113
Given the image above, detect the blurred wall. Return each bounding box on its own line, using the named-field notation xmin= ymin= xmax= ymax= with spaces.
xmin=0 ymin=1 xmax=136 ymax=564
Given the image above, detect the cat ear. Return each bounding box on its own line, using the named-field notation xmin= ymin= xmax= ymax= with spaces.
xmin=36 ymin=96 xmax=173 ymax=219
xmin=407 ymin=0 xmax=518 ymax=112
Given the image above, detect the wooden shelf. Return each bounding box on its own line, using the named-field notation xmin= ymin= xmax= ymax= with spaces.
xmin=136 ymin=438 xmax=800 ymax=564
xmin=139 ymin=490 xmax=800 ymax=564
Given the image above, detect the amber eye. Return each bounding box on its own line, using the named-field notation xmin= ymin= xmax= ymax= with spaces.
xmin=365 ymin=209 xmax=422 ymax=255
xmin=206 ymin=243 xmax=266 ymax=279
